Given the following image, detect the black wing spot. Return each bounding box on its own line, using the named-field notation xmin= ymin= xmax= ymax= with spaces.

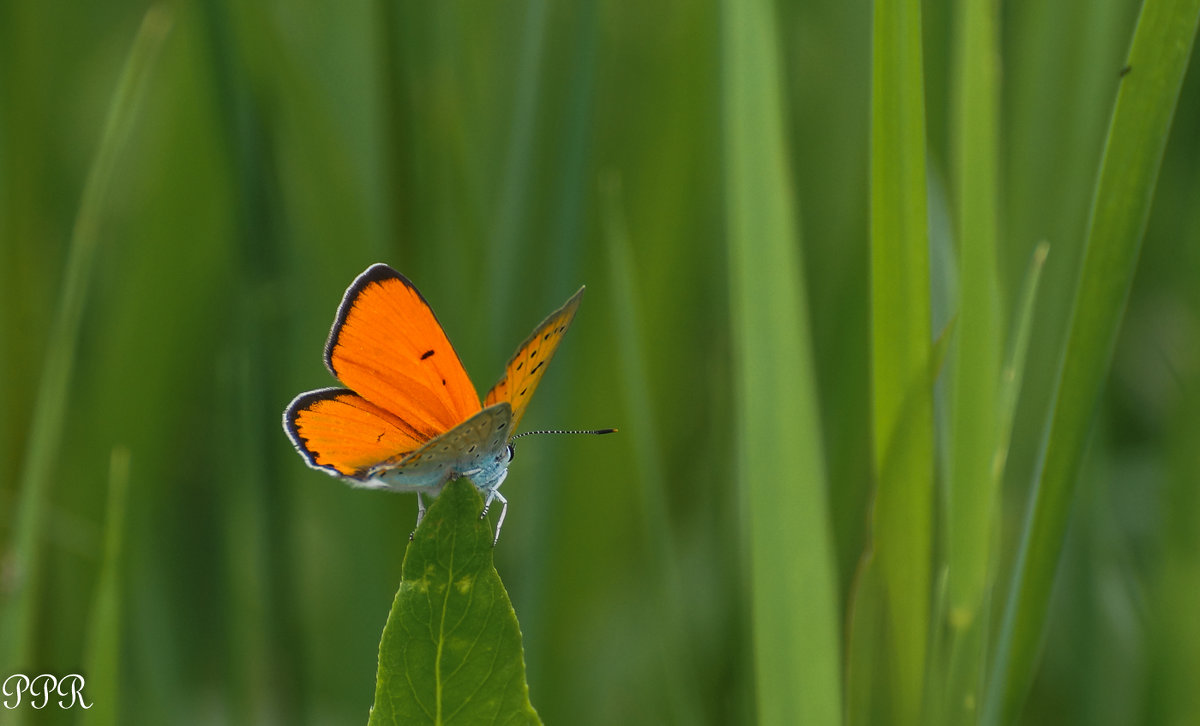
xmin=531 ymin=360 xmax=544 ymax=374
xmin=468 ymin=445 xmax=476 ymax=453
xmin=421 ymin=349 xmax=435 ymax=360
xmin=543 ymin=332 xmax=551 ymax=341
xmin=376 ymin=431 xmax=385 ymax=443
xmin=518 ymin=387 xmax=528 ymax=396
xmin=516 ymin=361 xmax=524 ymax=371
xmin=442 ymin=379 xmax=447 ymax=385
xmin=530 ymin=347 xmax=539 ymax=358
xmin=497 ymin=422 xmax=507 ymax=430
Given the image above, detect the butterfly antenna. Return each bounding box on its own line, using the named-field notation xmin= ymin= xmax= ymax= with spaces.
xmin=510 ymin=427 xmax=618 ymax=441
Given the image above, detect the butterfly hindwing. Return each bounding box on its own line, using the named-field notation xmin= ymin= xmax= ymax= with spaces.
xmin=325 ymin=264 xmax=481 ymax=438
xmin=284 ymin=388 xmax=426 ymax=482
xmin=484 ymin=287 xmax=584 ymax=432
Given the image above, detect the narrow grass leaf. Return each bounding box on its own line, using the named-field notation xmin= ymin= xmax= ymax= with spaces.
xmin=1151 ymin=317 xmax=1200 ymax=722
xmin=946 ymin=0 xmax=1001 ymax=622
xmin=986 ymin=2 xmax=1200 ymax=723
xmin=846 ymin=561 xmax=888 ymax=725
xmin=81 ymin=446 xmax=131 ymax=726
xmin=368 ymin=478 xmax=540 ymax=726
xmin=994 ymin=242 xmax=1049 ymax=481
xmin=941 ymin=0 xmax=1002 ymax=719
xmin=486 ymin=0 xmax=549 ymax=347
xmin=602 ymin=177 xmax=704 ymax=725
xmin=868 ymin=0 xmax=935 ymax=722
xmin=0 ymin=6 xmax=172 ymax=675
xmin=721 ymin=0 xmax=842 ymax=723
xmin=940 ymin=243 xmax=1045 ymax=726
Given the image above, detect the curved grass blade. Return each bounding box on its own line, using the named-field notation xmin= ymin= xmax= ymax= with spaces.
xmin=985 ymin=2 xmax=1200 ymax=723
xmin=849 ymin=317 xmax=952 ymax=726
xmin=0 ymin=5 xmax=172 ymax=676
xmin=368 ymin=478 xmax=540 ymax=726
xmin=937 ymin=242 xmax=1046 ymax=725
xmin=995 ymin=242 xmax=1049 ymax=482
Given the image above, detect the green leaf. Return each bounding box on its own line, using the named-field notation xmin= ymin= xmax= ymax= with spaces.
xmin=368 ymin=479 xmax=541 ymax=726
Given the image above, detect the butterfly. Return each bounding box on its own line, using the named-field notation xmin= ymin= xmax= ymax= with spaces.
xmin=283 ymin=263 xmax=611 ymax=544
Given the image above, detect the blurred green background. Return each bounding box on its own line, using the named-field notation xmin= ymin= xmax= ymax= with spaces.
xmin=1 ymin=0 xmax=1198 ymax=724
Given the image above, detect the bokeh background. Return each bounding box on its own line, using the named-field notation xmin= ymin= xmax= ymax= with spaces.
xmin=1 ymin=1 xmax=1198 ymax=724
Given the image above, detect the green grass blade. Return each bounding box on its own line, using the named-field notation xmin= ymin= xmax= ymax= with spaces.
xmin=369 ymin=479 xmax=541 ymax=726
xmin=721 ymin=0 xmax=842 ymax=722
xmin=941 ymin=0 xmax=1002 ymax=719
xmin=995 ymin=242 xmax=1049 ymax=482
xmin=1150 ymin=276 xmax=1200 ymax=722
xmin=867 ymin=0 xmax=934 ymax=722
xmin=81 ymin=446 xmax=131 ymax=726
xmin=602 ymin=177 xmax=704 ymax=725
xmin=846 ymin=558 xmax=888 ymax=724
xmin=0 ymin=6 xmax=172 ymax=675
xmin=485 ymin=0 xmax=548 ymax=347
xmin=985 ymin=2 xmax=1200 ymax=723
xmin=850 ymin=328 xmax=949 ymax=726
xmin=940 ymin=242 xmax=1046 ymax=725
xmin=946 ymin=0 xmax=1001 ymax=620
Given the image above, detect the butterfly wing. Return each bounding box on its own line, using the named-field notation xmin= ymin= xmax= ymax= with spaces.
xmin=283 ymin=387 xmax=427 ymax=483
xmin=483 ymin=287 xmax=584 ymax=432
xmin=325 ymin=264 xmax=481 ymax=439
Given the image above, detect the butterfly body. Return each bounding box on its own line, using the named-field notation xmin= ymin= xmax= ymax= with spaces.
xmin=366 ymin=402 xmax=514 ymax=493
xmin=284 ymin=263 xmax=583 ymax=543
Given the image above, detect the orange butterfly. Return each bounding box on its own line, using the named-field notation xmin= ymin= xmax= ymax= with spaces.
xmin=284 ymin=263 xmax=610 ymax=544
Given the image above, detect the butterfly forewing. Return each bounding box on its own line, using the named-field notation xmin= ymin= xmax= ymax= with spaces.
xmin=484 ymin=287 xmax=584 ymax=432
xmin=284 ymin=388 xmax=426 ymax=480
xmin=326 ymin=264 xmax=482 ymax=436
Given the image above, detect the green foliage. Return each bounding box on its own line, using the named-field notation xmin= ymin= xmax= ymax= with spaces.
xmin=1 ymin=1 xmax=1199 ymax=724
xmin=369 ymin=479 xmax=540 ymax=726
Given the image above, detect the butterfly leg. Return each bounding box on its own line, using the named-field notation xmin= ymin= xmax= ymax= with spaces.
xmin=479 ymin=490 xmax=509 ymax=547
xmin=410 ymin=492 xmax=427 ymax=541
